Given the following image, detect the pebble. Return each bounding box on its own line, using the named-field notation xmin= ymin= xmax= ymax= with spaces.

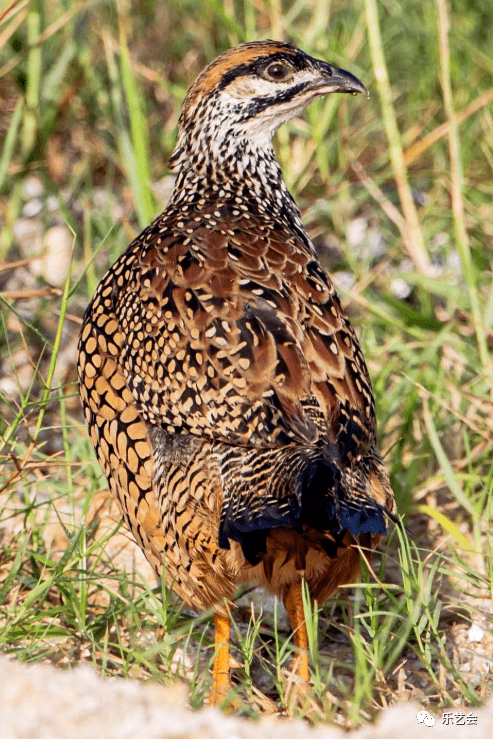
xmin=47 ymin=195 xmax=60 ymax=212
xmin=22 ymin=175 xmax=44 ymax=199
xmin=347 ymin=217 xmax=368 ymax=249
xmin=41 ymin=224 xmax=73 ymax=286
xmin=391 ymin=278 xmax=412 ymax=299
xmin=346 ymin=217 xmax=386 ymax=261
xmin=468 ymin=623 xmax=485 ymax=643
xmin=22 ymin=198 xmax=44 ymax=218
xmin=13 ymin=217 xmax=43 ymax=257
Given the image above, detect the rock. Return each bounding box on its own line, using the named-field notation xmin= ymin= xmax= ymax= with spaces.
xmin=0 ymin=655 xmax=491 ymax=738
xmin=346 ymin=217 xmax=386 ymax=262
xmin=468 ymin=624 xmax=485 ymax=644
xmin=12 ymin=219 xmax=73 ymax=286
xmin=390 ymin=278 xmax=412 ymax=299
xmin=13 ymin=217 xmax=43 ymax=260
xmin=41 ymin=224 xmax=73 ymax=286
xmin=22 ymin=197 xmax=44 ymax=217
xmin=22 ymin=175 xmax=44 ymax=199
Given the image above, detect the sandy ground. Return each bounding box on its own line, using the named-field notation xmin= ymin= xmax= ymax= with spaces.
xmin=0 ymin=655 xmax=491 ymax=739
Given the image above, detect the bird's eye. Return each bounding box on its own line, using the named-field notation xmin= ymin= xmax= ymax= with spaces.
xmin=264 ymin=62 xmax=291 ymax=81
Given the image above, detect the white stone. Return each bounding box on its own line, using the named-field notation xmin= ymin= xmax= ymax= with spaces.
xmin=468 ymin=623 xmax=485 ymax=643
xmin=22 ymin=198 xmax=44 ymax=217
xmin=390 ymin=278 xmax=412 ymax=299
xmin=22 ymin=175 xmax=44 ymax=199
xmin=41 ymin=224 xmax=74 ymax=286
xmin=347 ymin=217 xmax=368 ymax=248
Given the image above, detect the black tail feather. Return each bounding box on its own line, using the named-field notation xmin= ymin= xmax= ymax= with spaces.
xmin=218 ymin=450 xmax=392 ymax=565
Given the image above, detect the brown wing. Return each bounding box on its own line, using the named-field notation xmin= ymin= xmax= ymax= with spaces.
xmin=78 ymin=306 xmax=239 ymax=612
xmin=93 ymin=201 xmax=376 ymax=463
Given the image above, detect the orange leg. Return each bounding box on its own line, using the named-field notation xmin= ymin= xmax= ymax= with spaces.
xmin=209 ymin=611 xmax=233 ymax=706
xmin=283 ymin=580 xmax=310 ymax=685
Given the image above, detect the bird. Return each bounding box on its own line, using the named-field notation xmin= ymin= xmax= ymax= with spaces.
xmin=78 ymin=40 xmax=395 ymax=707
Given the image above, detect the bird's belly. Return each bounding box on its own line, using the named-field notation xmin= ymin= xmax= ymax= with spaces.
xmin=229 ymin=526 xmax=370 ymax=604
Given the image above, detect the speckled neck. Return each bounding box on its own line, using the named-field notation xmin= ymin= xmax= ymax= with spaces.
xmin=169 ymin=138 xmax=309 ymax=246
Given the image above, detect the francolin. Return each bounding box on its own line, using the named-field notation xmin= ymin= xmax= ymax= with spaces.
xmin=78 ymin=40 xmax=395 ymax=705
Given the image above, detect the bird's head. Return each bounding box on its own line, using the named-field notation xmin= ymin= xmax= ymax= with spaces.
xmin=170 ymin=40 xmax=367 ymax=176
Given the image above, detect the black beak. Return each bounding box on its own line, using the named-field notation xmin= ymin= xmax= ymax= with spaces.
xmin=312 ymin=62 xmax=369 ymax=98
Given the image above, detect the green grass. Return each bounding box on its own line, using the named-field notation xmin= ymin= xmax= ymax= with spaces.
xmin=1 ymin=0 xmax=492 ymax=728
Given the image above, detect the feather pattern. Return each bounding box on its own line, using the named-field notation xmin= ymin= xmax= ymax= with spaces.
xmin=78 ymin=39 xmax=395 ymax=620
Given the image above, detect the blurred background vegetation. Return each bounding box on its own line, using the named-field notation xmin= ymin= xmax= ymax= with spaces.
xmin=0 ymin=0 xmax=492 ymax=726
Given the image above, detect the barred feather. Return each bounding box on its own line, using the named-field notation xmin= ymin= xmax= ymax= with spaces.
xmin=78 ymin=40 xmax=395 ymax=616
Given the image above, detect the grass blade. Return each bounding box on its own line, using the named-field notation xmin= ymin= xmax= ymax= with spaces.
xmin=363 ymin=0 xmax=431 ymax=274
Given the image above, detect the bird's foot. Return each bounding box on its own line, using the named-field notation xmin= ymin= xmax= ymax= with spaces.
xmin=209 ymin=611 xmax=239 ymax=711
xmin=283 ymin=653 xmax=312 ymax=714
